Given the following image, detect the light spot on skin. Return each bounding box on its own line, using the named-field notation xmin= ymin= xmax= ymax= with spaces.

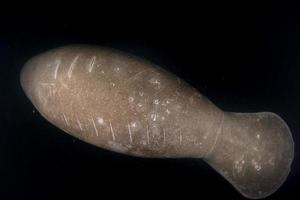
xmin=136 ymin=102 xmax=146 ymax=112
xmin=256 ymin=118 xmax=261 ymax=122
xmin=233 ymin=154 xmax=246 ymax=177
xmin=162 ymin=99 xmax=172 ymax=106
xmin=150 ymin=113 xmax=157 ymax=121
xmin=153 ymin=99 xmax=159 ymax=104
xmin=139 ymin=91 xmax=144 ymax=96
xmin=149 ymin=78 xmax=160 ymax=85
xmin=97 ymin=117 xmax=104 ymax=125
xmin=129 ymin=120 xmax=142 ymax=131
xmin=101 ymin=70 xmax=105 ymax=74
xmin=149 ymin=77 xmax=161 ymax=89
xmin=128 ymin=97 xmax=134 ymax=102
xmin=130 ymin=121 xmax=137 ymax=128
xmin=268 ymin=157 xmax=275 ymax=166
xmin=256 ymin=134 xmax=260 ymax=139
xmin=114 ymin=67 xmax=120 ymax=72
xmin=151 ymin=125 xmax=160 ymax=136
xmin=194 ymin=92 xmax=202 ymax=98
xmin=137 ymin=103 xmax=143 ymax=107
xmin=166 ymin=109 xmax=171 ymax=114
xmin=252 ymin=146 xmax=258 ymax=151
xmin=233 ymin=158 xmax=245 ymax=175
xmin=252 ymin=159 xmax=262 ymax=171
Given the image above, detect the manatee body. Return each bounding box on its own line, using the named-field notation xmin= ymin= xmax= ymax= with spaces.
xmin=20 ymin=45 xmax=294 ymax=199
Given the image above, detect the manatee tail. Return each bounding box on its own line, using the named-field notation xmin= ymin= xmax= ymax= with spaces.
xmin=204 ymin=112 xmax=294 ymax=199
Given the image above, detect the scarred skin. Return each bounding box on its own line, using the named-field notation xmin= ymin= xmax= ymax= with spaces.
xmin=20 ymin=45 xmax=294 ymax=199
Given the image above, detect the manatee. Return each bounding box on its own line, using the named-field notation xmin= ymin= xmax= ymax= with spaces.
xmin=20 ymin=45 xmax=294 ymax=199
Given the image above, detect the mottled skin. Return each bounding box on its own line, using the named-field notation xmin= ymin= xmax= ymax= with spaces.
xmin=20 ymin=45 xmax=294 ymax=199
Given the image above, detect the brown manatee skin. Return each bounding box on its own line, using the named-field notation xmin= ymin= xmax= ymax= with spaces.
xmin=20 ymin=45 xmax=294 ymax=199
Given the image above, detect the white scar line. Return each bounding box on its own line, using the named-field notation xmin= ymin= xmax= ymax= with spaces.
xmin=54 ymin=59 xmax=61 ymax=79
xmin=206 ymin=113 xmax=224 ymax=157
xmin=163 ymin=128 xmax=166 ymax=145
xmin=76 ymin=117 xmax=83 ymax=131
xmin=88 ymin=56 xmax=96 ymax=73
xmin=62 ymin=113 xmax=69 ymax=126
xmin=91 ymin=117 xmax=98 ymax=136
xmin=39 ymin=82 xmax=55 ymax=86
xmin=179 ymin=129 xmax=182 ymax=145
xmin=128 ymin=124 xmax=133 ymax=143
xmin=125 ymin=69 xmax=147 ymax=83
xmin=146 ymin=125 xmax=150 ymax=145
xmin=68 ymin=55 xmax=79 ymax=79
xmin=109 ymin=120 xmax=115 ymax=141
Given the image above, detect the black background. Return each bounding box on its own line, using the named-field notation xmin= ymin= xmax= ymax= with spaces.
xmin=0 ymin=3 xmax=299 ymax=200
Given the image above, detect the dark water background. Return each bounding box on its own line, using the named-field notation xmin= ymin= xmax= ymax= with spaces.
xmin=0 ymin=3 xmax=299 ymax=200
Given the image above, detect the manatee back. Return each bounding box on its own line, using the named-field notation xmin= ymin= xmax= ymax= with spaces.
xmin=20 ymin=45 xmax=294 ymax=199
xmin=20 ymin=45 xmax=222 ymax=157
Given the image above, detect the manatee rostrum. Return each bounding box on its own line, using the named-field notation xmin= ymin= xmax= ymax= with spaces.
xmin=20 ymin=45 xmax=294 ymax=199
